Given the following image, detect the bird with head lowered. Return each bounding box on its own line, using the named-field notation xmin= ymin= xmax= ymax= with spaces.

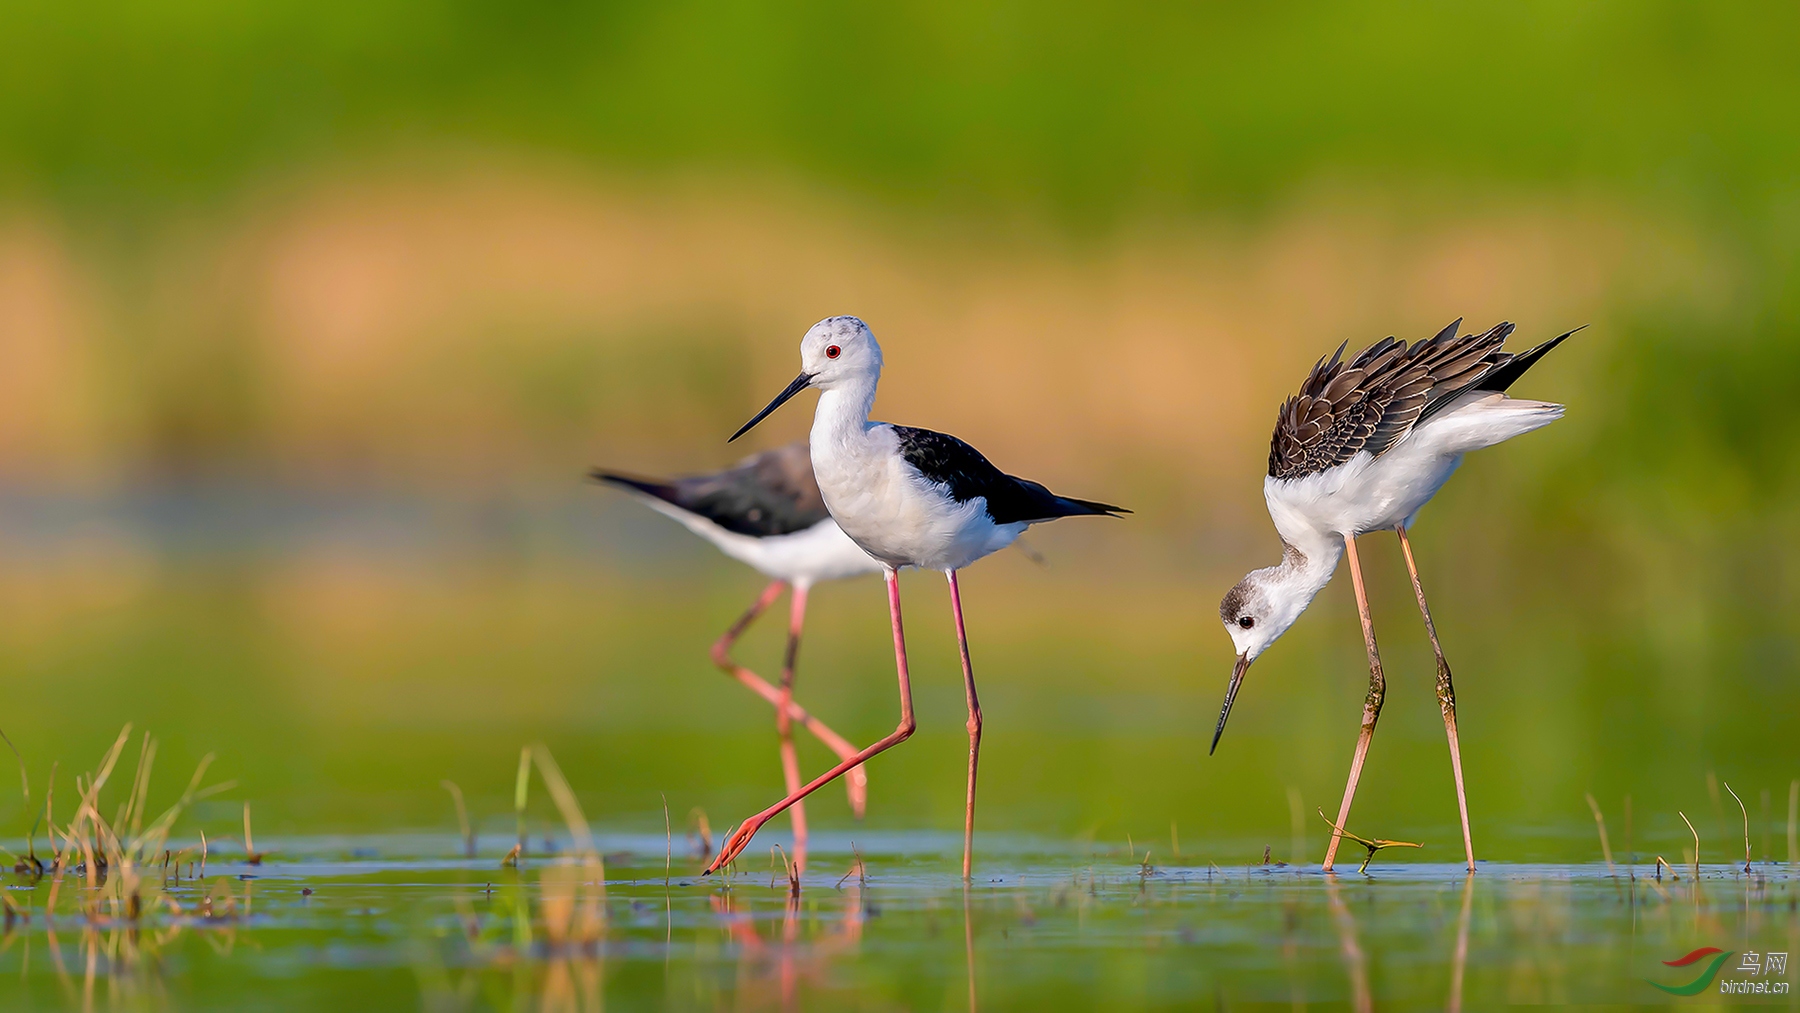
xmin=1215 ymin=319 xmax=1575 ymax=874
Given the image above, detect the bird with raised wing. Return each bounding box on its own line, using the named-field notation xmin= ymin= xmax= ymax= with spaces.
xmin=1213 ymin=319 xmax=1575 ymax=873
xmin=714 ymin=315 xmax=1128 ymax=879
xmin=592 ymin=442 xmax=882 ymax=873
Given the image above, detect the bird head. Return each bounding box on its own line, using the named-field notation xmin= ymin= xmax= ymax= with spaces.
xmin=1211 ymin=563 xmax=1313 ymax=754
xmin=731 ymin=316 xmax=882 ymax=442
xmin=799 ymin=315 xmax=882 ymax=389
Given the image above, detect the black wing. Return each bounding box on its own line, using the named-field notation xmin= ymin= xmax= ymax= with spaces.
xmin=1268 ymin=320 xmax=1568 ymax=480
xmin=591 ymin=442 xmax=830 ymax=537
xmin=889 ymin=425 xmax=1127 ymax=525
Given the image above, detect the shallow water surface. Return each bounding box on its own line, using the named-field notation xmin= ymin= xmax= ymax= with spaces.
xmin=4 ymin=833 xmax=1798 ymax=1010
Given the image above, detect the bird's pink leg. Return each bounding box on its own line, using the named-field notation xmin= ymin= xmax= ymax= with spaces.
xmin=711 ymin=581 xmax=870 ymax=817
xmin=1397 ymin=526 xmax=1476 ymax=873
xmin=705 ymin=568 xmax=916 ymax=875
xmin=946 ymin=569 xmax=983 ymax=882
xmin=1322 ymin=534 xmax=1386 ymax=872
xmin=776 ymin=584 xmax=809 ymax=874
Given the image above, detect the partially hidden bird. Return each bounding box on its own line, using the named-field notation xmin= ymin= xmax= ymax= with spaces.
xmin=592 ymin=442 xmax=883 ymax=873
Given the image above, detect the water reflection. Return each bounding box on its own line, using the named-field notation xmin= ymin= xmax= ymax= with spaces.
xmin=1449 ymin=873 xmax=1473 ymax=1013
xmin=6 ymin=845 xmax=1799 ymax=1010
xmin=1323 ymin=875 xmax=1371 ymax=1013
xmin=702 ymin=868 xmax=870 ymax=1010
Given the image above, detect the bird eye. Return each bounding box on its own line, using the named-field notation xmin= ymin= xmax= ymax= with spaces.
xmin=1238 ymin=616 xmax=1255 ymax=629
xmin=826 ymin=345 xmax=841 ymax=359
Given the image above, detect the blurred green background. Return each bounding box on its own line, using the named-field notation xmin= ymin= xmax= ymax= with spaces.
xmin=1 ymin=1 xmax=1796 ymax=865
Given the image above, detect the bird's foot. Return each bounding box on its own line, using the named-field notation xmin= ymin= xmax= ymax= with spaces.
xmin=847 ymin=764 xmax=868 ymax=820
xmin=702 ymin=814 xmax=769 ymax=875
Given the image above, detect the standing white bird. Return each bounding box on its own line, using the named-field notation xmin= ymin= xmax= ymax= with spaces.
xmin=710 ymin=315 xmax=1127 ymax=879
xmin=592 ymin=442 xmax=883 ymax=873
xmin=1214 ymin=319 xmax=1574 ymax=873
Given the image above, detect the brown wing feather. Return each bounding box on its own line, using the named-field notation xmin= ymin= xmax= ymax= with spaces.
xmin=1268 ymin=320 xmax=1519 ymax=480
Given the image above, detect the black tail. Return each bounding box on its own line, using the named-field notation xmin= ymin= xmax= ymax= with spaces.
xmin=589 ymin=469 xmax=683 ymax=507
xmin=1049 ymin=494 xmax=1131 ymax=518
xmin=1478 ymin=325 xmax=1582 ymax=394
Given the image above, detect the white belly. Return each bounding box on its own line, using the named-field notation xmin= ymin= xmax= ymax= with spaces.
xmin=1265 ymin=392 xmax=1564 ymax=540
xmin=811 ymin=430 xmax=1024 ymax=571
xmin=638 ymin=496 xmax=882 ymax=585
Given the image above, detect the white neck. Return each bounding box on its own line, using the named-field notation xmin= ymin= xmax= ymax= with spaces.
xmin=812 ymin=374 xmax=879 ymax=447
xmin=1269 ymin=532 xmax=1342 ymax=617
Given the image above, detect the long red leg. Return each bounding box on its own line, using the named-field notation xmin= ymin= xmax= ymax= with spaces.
xmin=777 ymin=584 xmax=809 ymax=875
xmin=946 ymin=569 xmax=982 ymax=882
xmin=705 ymin=568 xmax=916 ymax=875
xmin=1322 ymin=534 xmax=1386 ymax=872
xmin=1397 ymin=526 xmax=1476 ymax=873
xmin=712 ymin=581 xmax=869 ymax=817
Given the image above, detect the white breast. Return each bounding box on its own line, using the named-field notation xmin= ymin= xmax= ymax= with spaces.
xmin=810 ymin=424 xmax=1025 ymax=571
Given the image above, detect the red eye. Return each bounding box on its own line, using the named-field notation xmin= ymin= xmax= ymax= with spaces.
xmin=826 ymin=345 xmax=841 ymax=359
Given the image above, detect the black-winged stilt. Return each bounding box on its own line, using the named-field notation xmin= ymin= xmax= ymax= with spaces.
xmin=592 ymin=442 xmax=883 ymax=872
xmin=1212 ymin=319 xmax=1573 ymax=873
xmin=712 ymin=315 xmax=1127 ymax=879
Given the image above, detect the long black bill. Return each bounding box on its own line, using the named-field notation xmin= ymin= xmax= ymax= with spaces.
xmin=1210 ymin=653 xmax=1252 ymax=755
xmin=728 ymin=372 xmax=815 ymax=443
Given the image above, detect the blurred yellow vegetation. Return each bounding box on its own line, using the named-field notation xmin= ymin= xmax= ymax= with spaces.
xmin=0 ymin=160 xmax=1735 ymax=504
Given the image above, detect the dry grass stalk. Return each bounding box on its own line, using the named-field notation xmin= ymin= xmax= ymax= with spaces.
xmin=0 ymin=726 xmax=34 ymax=871
xmin=688 ymin=808 xmax=713 ymax=860
xmin=528 ymin=745 xmax=595 ymax=859
xmin=520 ymin=744 xmax=607 ymax=945
xmin=441 ymin=780 xmax=475 ymax=858
xmin=772 ymin=845 xmax=800 ymax=897
xmin=1584 ymin=793 xmax=1615 ymax=873
xmin=30 ymin=725 xmax=230 ymax=928
xmin=660 ymin=793 xmax=672 ymax=891
xmin=1678 ymin=811 xmax=1700 ymax=882
xmin=1316 ymin=809 xmax=1422 ymax=874
xmin=1723 ymin=781 xmax=1751 ymax=872
xmin=242 ymin=803 xmax=267 ymax=865
xmin=513 ymin=747 xmax=532 ymax=855
xmin=835 ymin=844 xmax=867 ymax=890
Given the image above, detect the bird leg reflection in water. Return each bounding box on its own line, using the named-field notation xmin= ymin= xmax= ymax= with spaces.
xmin=1324 ymin=875 xmax=1373 ymax=1013
xmin=708 ymin=864 xmax=867 ymax=1008
xmin=964 ymin=883 xmax=980 ymax=1013
xmin=1449 ymin=871 xmax=1475 ymax=1013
